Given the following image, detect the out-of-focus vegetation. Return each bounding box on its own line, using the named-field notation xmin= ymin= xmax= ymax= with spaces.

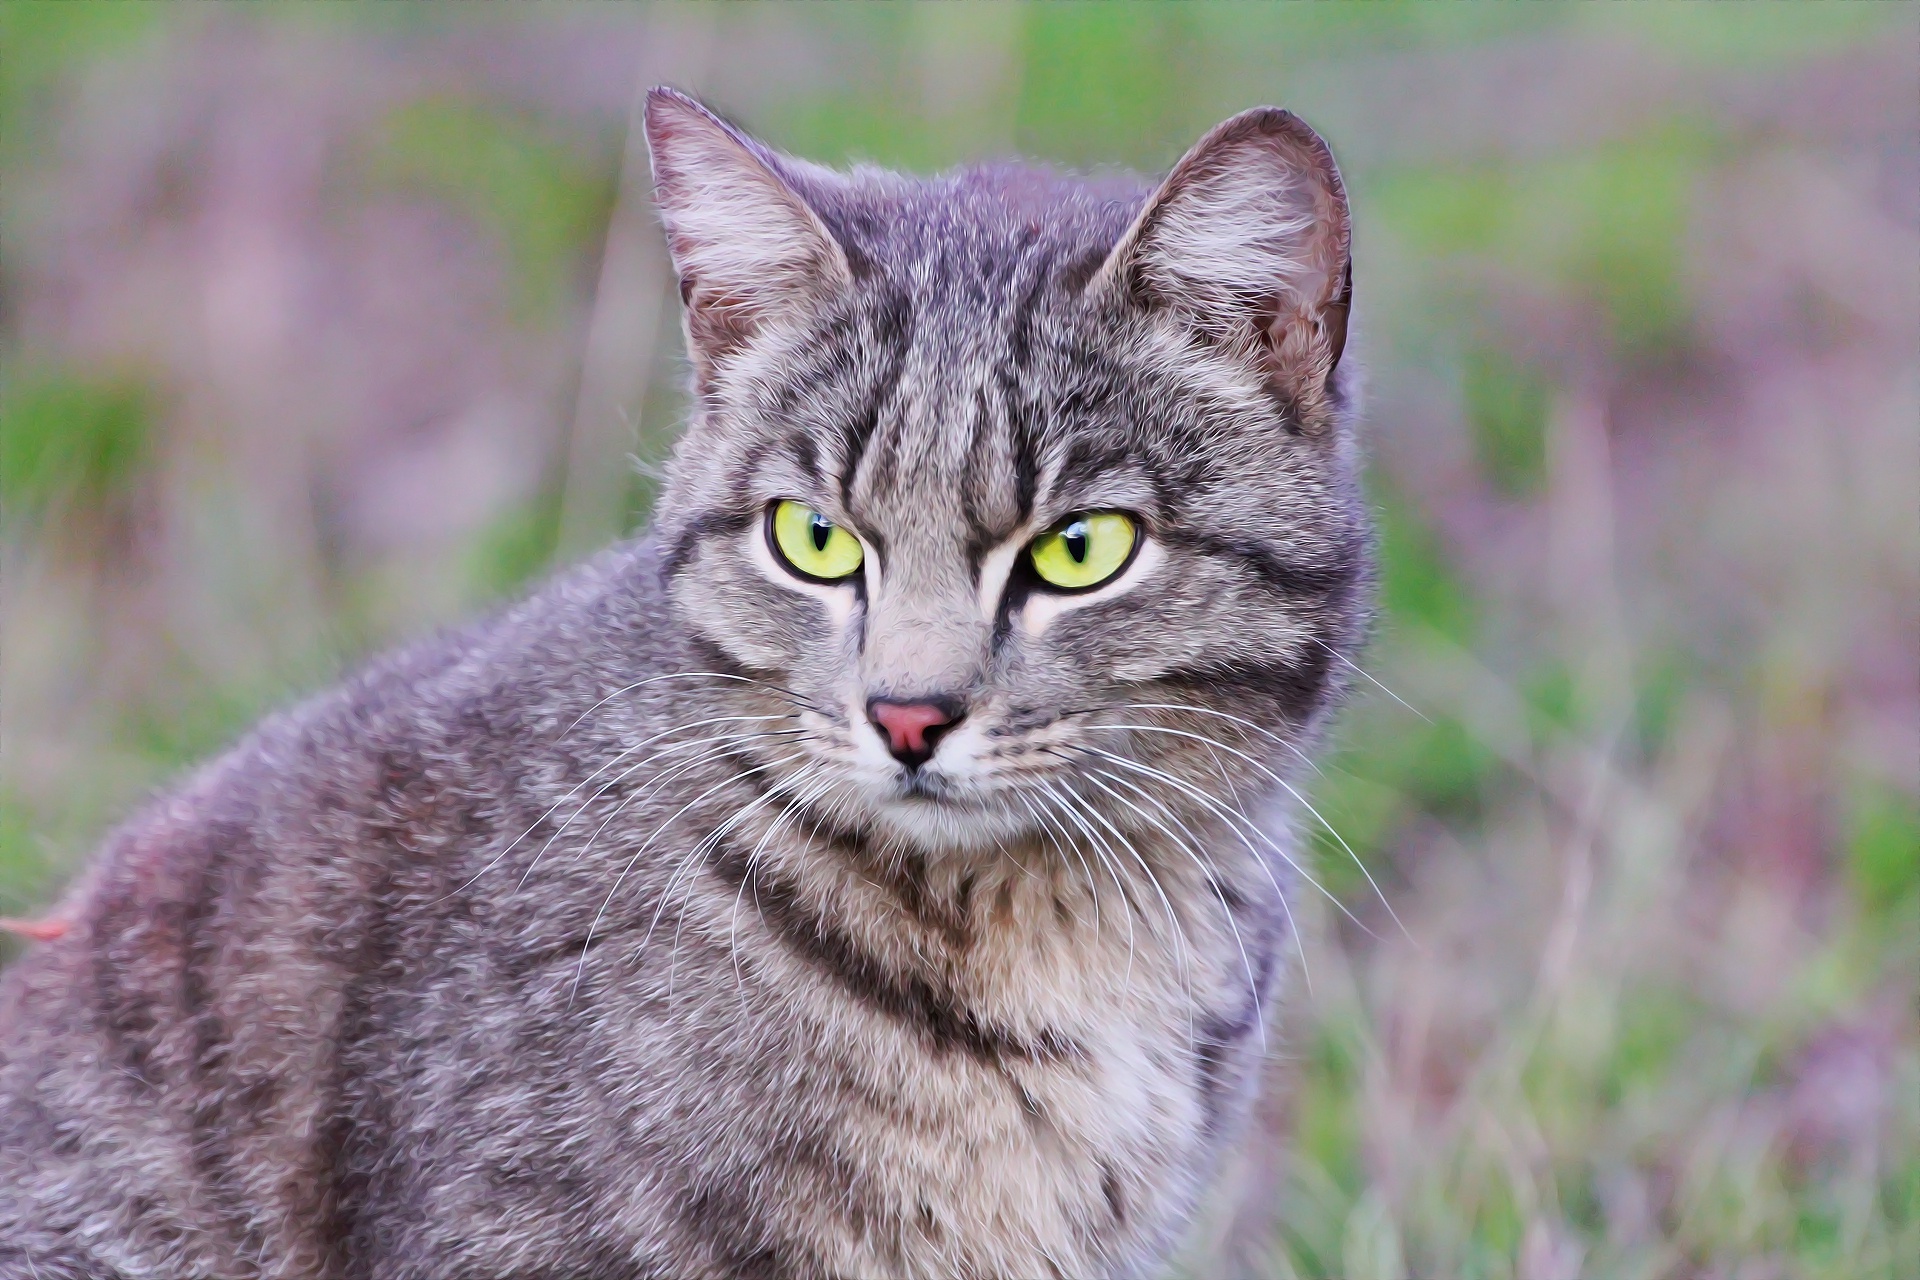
xmin=2 ymin=5 xmax=1914 ymax=1277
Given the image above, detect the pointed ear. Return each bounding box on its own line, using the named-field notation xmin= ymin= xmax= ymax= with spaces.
xmin=643 ymin=87 xmax=851 ymax=376
xmin=1094 ymin=107 xmax=1352 ymax=403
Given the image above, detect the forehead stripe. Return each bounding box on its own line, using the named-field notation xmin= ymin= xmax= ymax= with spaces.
xmin=836 ymin=290 xmax=915 ymax=508
xmin=994 ymin=368 xmax=1041 ymax=527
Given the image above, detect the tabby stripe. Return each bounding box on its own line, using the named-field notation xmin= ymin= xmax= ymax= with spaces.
xmin=1190 ymin=949 xmax=1278 ymax=1139
xmin=678 ymin=1178 xmax=854 ymax=1280
xmin=180 ymin=815 xmax=267 ymax=1264
xmin=1054 ymin=436 xmax=1136 ymax=493
xmin=788 ymin=431 xmax=821 ymax=490
xmin=1163 ymin=528 xmax=1365 ymax=601
xmin=994 ymin=368 xmax=1040 ymax=528
xmin=959 ymin=386 xmax=999 ymax=581
xmin=1160 ymin=641 xmax=1336 ymax=727
xmin=672 ymin=1125 xmax=872 ymax=1280
xmin=662 ymin=507 xmax=758 ymax=580
xmin=684 ymin=634 xmax=787 ymax=695
xmin=704 ymin=831 xmax=1078 ymax=1066
xmin=90 ymin=869 xmax=162 ymax=1092
xmin=321 ymin=757 xmax=416 ymax=1278
xmin=718 ymin=761 xmax=973 ymax=948
xmin=837 ymin=289 xmax=914 ymax=508
xmin=1006 ymin=254 xmax=1049 ymax=369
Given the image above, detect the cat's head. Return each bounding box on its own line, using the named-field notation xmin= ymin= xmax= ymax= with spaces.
xmin=643 ymin=88 xmax=1368 ymax=854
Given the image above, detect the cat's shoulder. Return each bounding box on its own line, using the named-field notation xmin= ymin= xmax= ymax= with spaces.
xmin=43 ymin=537 xmax=675 ymax=912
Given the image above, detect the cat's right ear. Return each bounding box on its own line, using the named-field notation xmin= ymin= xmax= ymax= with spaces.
xmin=644 ymin=88 xmax=851 ymax=377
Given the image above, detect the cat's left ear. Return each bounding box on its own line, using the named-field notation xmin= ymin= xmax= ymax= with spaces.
xmin=1093 ymin=107 xmax=1352 ymax=404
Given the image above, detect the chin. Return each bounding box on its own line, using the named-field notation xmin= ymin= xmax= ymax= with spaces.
xmin=863 ymin=786 xmax=1033 ymax=855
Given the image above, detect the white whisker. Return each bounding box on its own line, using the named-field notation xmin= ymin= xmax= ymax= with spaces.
xmin=1062 ymin=700 xmax=1322 ymax=777
xmin=1313 ymin=638 xmax=1431 ymax=723
xmin=1077 ymin=765 xmax=1268 ymax=1048
xmin=724 ymin=776 xmax=840 ymax=999
xmin=1072 ymin=743 xmax=1368 ymax=947
xmin=1074 ymin=748 xmax=1319 ymax=997
xmin=1015 ymin=789 xmax=1100 ymax=936
xmin=521 ymin=726 xmax=810 ymax=890
xmin=1081 ymin=722 xmax=1407 ymax=941
xmin=1043 ymin=779 xmax=1179 ymax=1003
xmin=1036 ymin=783 xmax=1137 ymax=992
xmin=570 ymin=750 xmax=808 ymax=1004
xmin=431 ymin=711 xmax=800 ymax=903
xmin=560 ymin=670 xmax=824 ymax=739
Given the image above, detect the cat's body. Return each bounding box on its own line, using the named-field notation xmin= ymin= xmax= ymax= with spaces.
xmin=0 ymin=92 xmax=1367 ymax=1280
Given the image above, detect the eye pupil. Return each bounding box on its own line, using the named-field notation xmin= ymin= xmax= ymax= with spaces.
xmin=770 ymin=500 xmax=863 ymax=581
xmin=1064 ymin=522 xmax=1089 ymax=563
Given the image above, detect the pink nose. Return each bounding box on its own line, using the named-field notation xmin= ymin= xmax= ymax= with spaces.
xmin=867 ymin=699 xmax=962 ymax=768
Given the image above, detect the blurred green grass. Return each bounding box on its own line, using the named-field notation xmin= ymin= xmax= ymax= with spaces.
xmin=0 ymin=369 xmax=153 ymax=523
xmin=3 ymin=5 xmax=1915 ymax=1277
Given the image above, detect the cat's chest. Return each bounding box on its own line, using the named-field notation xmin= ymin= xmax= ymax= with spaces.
xmin=787 ymin=907 xmax=1248 ymax=1277
xmin=528 ymin=830 xmax=1272 ymax=1277
xmin=802 ymin=1008 xmax=1206 ymax=1278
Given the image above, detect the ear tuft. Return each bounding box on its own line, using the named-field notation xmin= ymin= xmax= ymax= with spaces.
xmin=1097 ymin=107 xmax=1352 ymax=398
xmin=643 ymin=88 xmax=850 ymax=375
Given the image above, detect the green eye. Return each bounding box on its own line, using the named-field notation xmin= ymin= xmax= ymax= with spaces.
xmin=1028 ymin=512 xmax=1139 ymax=591
xmin=769 ymin=500 xmax=864 ymax=582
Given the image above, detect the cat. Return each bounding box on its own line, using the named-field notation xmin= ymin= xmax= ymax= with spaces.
xmin=0 ymin=88 xmax=1366 ymax=1280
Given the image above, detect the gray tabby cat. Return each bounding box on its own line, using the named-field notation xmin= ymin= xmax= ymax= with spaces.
xmin=0 ymin=89 xmax=1366 ymax=1280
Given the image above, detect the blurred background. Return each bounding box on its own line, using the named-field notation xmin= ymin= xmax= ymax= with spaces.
xmin=1 ymin=5 xmax=1914 ymax=1277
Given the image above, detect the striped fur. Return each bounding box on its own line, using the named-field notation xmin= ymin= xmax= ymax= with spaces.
xmin=0 ymin=90 xmax=1368 ymax=1279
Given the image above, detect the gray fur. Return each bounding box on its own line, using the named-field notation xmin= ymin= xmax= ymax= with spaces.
xmin=0 ymin=89 xmax=1369 ymax=1280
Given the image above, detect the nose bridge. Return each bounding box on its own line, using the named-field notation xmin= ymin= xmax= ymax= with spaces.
xmin=861 ymin=548 xmax=985 ymax=700
xmin=854 ymin=367 xmax=990 ymax=702
xmin=864 ymin=498 xmax=990 ymax=694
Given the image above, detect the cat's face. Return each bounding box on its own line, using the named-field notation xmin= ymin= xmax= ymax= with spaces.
xmin=645 ymin=91 xmax=1368 ymax=853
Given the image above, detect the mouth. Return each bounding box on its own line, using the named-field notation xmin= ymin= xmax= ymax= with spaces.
xmin=899 ymin=769 xmax=954 ymax=801
xmin=868 ymin=774 xmax=1029 ymax=853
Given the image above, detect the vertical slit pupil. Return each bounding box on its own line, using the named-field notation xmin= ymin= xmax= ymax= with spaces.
xmin=809 ymin=513 xmax=832 ymax=553
xmin=1064 ymin=521 xmax=1089 ymax=564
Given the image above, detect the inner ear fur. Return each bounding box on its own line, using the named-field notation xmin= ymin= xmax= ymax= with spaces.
xmin=643 ymin=87 xmax=851 ymax=379
xmin=1094 ymin=107 xmax=1353 ymax=410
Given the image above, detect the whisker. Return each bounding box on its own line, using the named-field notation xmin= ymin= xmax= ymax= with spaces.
xmin=1072 ymin=753 xmax=1320 ymax=1001
xmin=724 ymin=776 xmax=840 ymax=999
xmin=570 ymin=750 xmax=808 ymax=1004
xmin=431 ymin=712 xmax=800 ymax=904
xmin=1056 ymin=777 xmax=1204 ymax=1052
xmin=1091 ymin=759 xmax=1315 ymax=1003
xmin=1057 ymin=777 xmax=1192 ymax=972
xmin=1058 ymin=701 xmax=1322 ymax=777
xmin=1015 ymin=789 xmax=1100 ymax=936
xmin=1313 ymin=638 xmax=1432 ymax=723
xmin=537 ymin=735 xmax=757 ymax=890
xmin=1070 ymin=742 xmax=1372 ymax=942
xmin=1101 ymin=759 xmax=1310 ymax=989
xmin=665 ymin=770 xmax=820 ymax=1000
xmin=1076 ymin=764 xmax=1269 ymax=1047
xmin=1041 ymin=778 xmax=1188 ymax=1007
xmin=1036 ymin=783 xmax=1137 ymax=992
xmin=521 ymin=726 xmax=810 ymax=890
xmin=671 ymin=754 xmax=858 ymax=978
xmin=626 ymin=753 xmax=819 ymax=980
xmin=561 ymin=670 xmax=825 ymax=740
xmin=1079 ymin=722 xmax=1408 ymax=942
